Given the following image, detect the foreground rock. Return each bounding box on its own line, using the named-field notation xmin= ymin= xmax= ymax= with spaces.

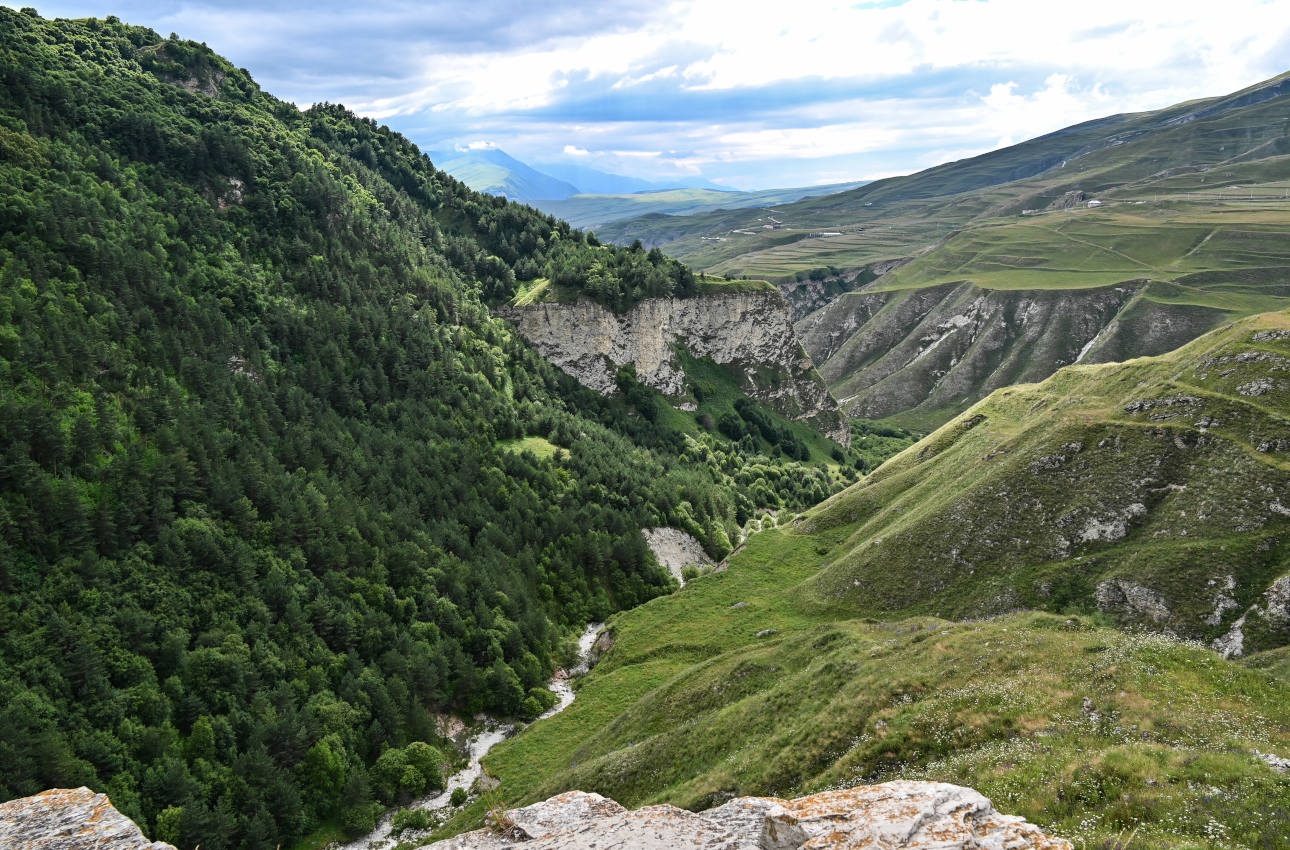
xmin=0 ymin=788 xmax=174 ymax=849
xmin=428 ymin=781 xmax=1071 ymax=849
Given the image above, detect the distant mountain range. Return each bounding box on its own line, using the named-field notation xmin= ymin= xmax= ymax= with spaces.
xmin=426 ymin=146 xmax=867 ymax=228
xmin=426 ymin=147 xmax=725 ymax=201
xmin=425 ymin=147 xmax=581 ymax=203
xmin=529 ymin=160 xmax=728 ymax=195
xmin=538 ymin=182 xmax=869 ymax=230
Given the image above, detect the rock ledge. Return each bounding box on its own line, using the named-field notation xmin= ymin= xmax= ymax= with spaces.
xmin=0 ymin=787 xmax=175 ymax=849
xmin=428 ymin=780 xmax=1071 ymax=849
xmin=498 ymin=293 xmax=850 ymax=445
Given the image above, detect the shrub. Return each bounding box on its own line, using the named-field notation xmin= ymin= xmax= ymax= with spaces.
xmin=404 ymin=742 xmax=445 ymax=791
xmin=341 ymin=802 xmax=383 ymax=836
xmin=391 ymin=808 xmax=433 ymax=835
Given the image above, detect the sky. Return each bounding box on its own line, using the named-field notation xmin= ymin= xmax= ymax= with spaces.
xmin=14 ymin=0 xmax=1290 ymax=189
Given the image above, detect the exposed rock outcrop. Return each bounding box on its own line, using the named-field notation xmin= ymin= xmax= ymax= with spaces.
xmin=1095 ymin=579 xmax=1171 ymax=623
xmin=797 ymin=280 xmax=1229 ymax=427
xmin=777 ymin=259 xmax=908 ymax=322
xmin=0 ymin=788 xmax=175 ymax=850
xmin=427 ymin=782 xmax=1071 ymax=849
xmin=1213 ymin=573 xmax=1290 ymax=658
xmin=642 ymin=526 xmax=713 ymax=582
xmin=798 ymin=311 xmax=1290 ymax=646
xmin=498 ymin=292 xmax=850 ymax=445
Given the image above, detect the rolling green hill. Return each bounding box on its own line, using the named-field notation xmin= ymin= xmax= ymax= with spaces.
xmin=438 ymin=310 xmax=1290 ymax=850
xmin=600 ymin=71 xmax=1290 ymax=279
xmin=533 ymin=181 xmax=866 ymax=230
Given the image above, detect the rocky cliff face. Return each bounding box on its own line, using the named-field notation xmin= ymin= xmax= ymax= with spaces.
xmin=498 ymin=292 xmax=850 ymax=445
xmin=797 ymin=281 xmax=1229 ymax=427
xmin=777 ymin=259 xmax=908 ymax=322
xmin=0 ymin=788 xmax=174 ymax=849
xmin=427 ymin=782 xmax=1070 ymax=849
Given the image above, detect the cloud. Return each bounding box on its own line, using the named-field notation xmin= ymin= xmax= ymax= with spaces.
xmin=15 ymin=0 xmax=1290 ymax=188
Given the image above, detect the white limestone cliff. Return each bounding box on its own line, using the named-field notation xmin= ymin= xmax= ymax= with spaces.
xmin=497 ymin=292 xmax=850 ymax=446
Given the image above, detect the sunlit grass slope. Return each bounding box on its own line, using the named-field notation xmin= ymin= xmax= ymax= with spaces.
xmin=600 ymin=73 xmax=1290 ymax=282
xmin=436 ymin=311 xmax=1290 ymax=850
xmin=798 ymin=310 xmax=1290 ymax=640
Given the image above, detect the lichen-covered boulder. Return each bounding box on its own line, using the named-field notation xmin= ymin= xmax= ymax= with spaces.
xmin=0 ymin=787 xmax=175 ymax=849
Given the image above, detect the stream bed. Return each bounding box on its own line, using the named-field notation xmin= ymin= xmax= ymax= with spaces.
xmin=339 ymin=622 xmax=604 ymax=850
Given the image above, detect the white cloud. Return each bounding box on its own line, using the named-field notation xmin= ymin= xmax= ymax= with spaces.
xmin=22 ymin=0 xmax=1290 ymax=187
xmin=371 ymin=0 xmax=1289 ymax=184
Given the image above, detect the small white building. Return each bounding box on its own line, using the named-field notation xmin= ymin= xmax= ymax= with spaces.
xmin=1087 ymin=199 xmax=1104 ymax=208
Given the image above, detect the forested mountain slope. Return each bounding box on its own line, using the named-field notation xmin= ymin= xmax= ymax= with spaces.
xmin=0 ymin=10 xmax=878 ymax=849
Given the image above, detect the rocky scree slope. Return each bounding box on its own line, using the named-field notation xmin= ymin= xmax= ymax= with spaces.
xmin=797 ymin=279 xmax=1226 ymax=428
xmin=0 ymin=782 xmax=1070 ymax=850
xmin=428 ymin=782 xmax=1069 ymax=849
xmin=797 ymin=309 xmax=1290 ymax=651
xmin=499 ymin=290 xmax=851 ymax=445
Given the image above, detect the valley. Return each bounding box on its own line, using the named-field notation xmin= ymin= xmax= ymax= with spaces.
xmin=3 ymin=6 xmax=1290 ymax=850
xmin=339 ymin=623 xmax=604 ymax=850
xmin=432 ymin=310 xmax=1290 ymax=850
xmin=0 ymin=11 xmax=878 ymax=849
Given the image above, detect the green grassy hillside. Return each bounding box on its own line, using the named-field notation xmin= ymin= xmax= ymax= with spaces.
xmin=425 ymin=311 xmax=1290 ymax=850
xmin=600 ymin=72 xmax=1290 ymax=280
xmin=798 ymin=311 xmax=1290 ymax=642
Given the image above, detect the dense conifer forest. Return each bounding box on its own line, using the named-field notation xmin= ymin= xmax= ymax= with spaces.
xmin=0 ymin=9 xmax=900 ymax=849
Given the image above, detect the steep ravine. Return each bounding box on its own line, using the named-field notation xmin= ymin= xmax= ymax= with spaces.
xmin=497 ymin=291 xmax=850 ymax=445
xmin=797 ymin=280 xmax=1230 ymax=427
xmin=342 ymin=624 xmax=605 ymax=850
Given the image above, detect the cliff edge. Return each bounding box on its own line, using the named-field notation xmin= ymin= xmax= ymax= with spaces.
xmin=0 ymin=788 xmax=175 ymax=850
xmin=498 ymin=291 xmax=851 ymax=445
xmin=427 ymin=781 xmax=1070 ymax=849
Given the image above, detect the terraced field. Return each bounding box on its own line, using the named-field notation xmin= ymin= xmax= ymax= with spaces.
xmin=602 ymin=73 xmax=1290 ymax=286
xmin=875 ymin=202 xmax=1290 ymax=299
